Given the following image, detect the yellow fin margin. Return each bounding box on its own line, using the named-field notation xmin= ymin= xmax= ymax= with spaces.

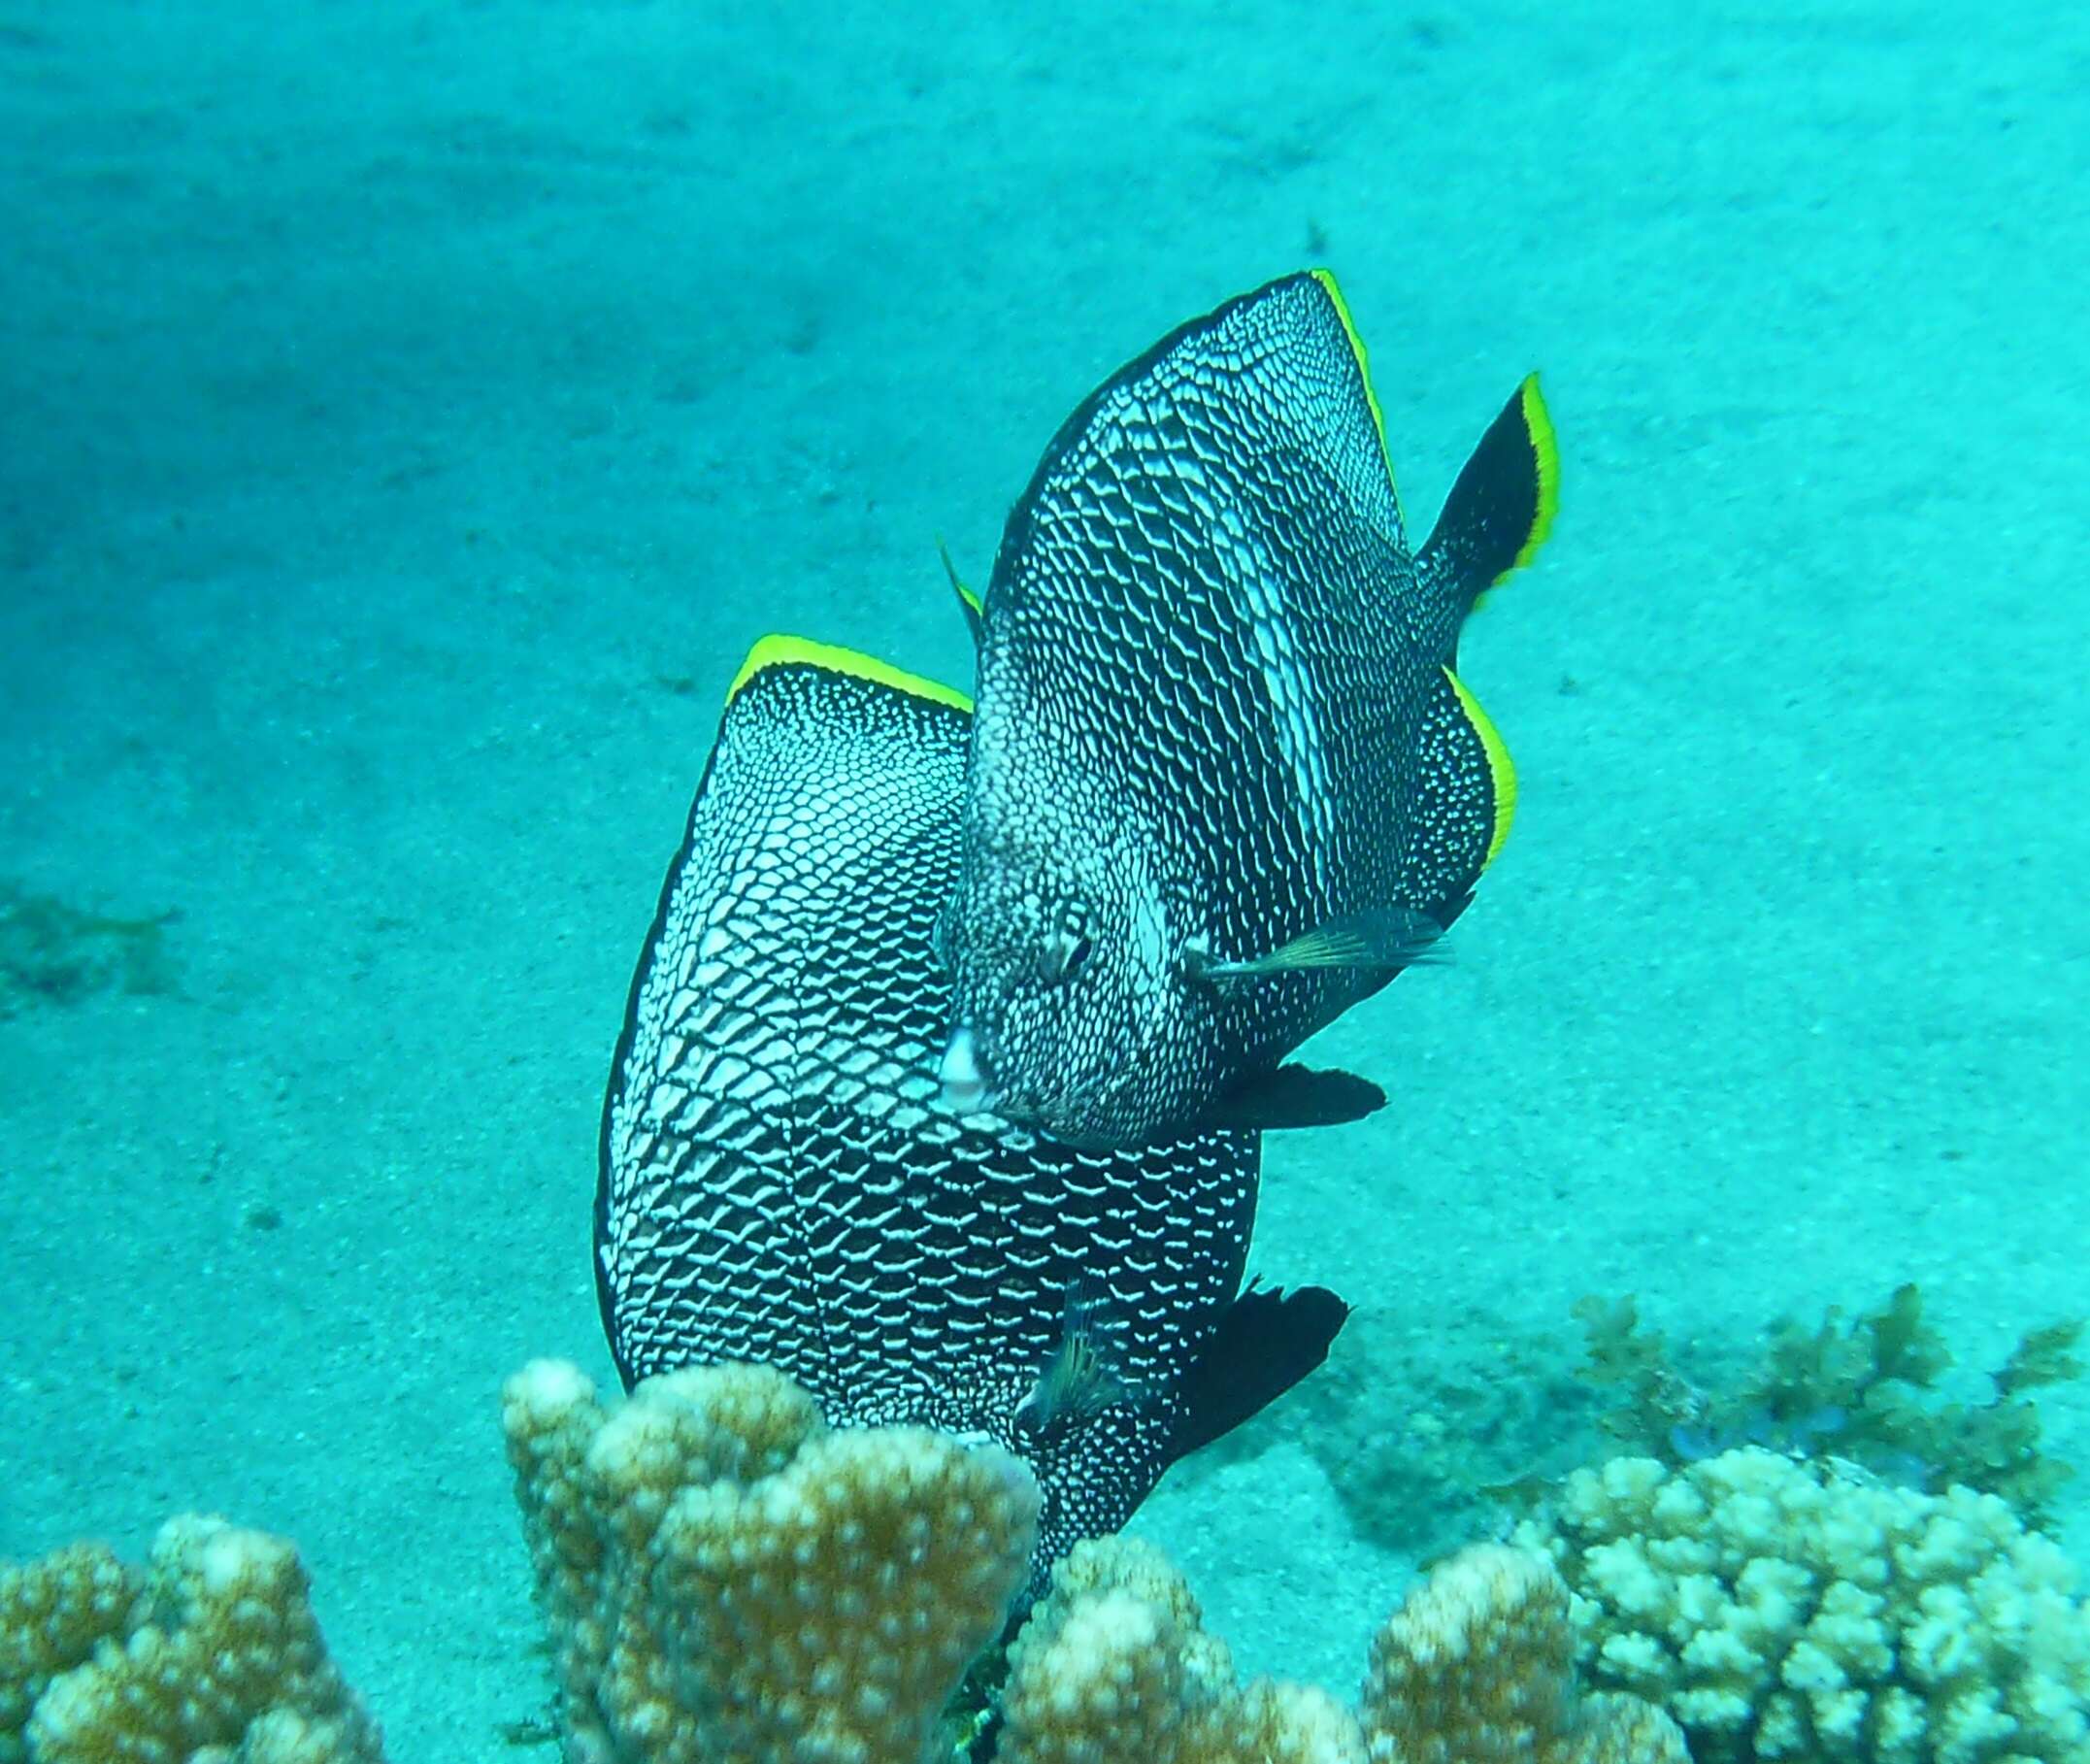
xmin=726 ymin=633 xmax=973 ymax=713
xmin=1510 ymin=372 xmax=1560 ymax=577
xmin=1443 ymin=665 xmax=1516 ymax=868
xmin=937 ymin=537 xmax=984 ymax=620
xmin=1309 ymin=268 xmax=1403 ymax=528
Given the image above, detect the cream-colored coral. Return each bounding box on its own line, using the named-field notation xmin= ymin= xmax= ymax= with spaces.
xmin=998 ymin=1535 xmax=1365 ymax=1764
xmin=500 ymin=1356 xmax=1040 ymax=1764
xmin=1360 ymin=1542 xmax=1689 ymax=1764
xmin=18 ymin=1516 xmax=383 ymax=1763
xmin=501 ymin=1360 xmax=1685 ymax=1763
xmin=994 ymin=1537 xmax=1680 ymax=1764
xmin=1 ymin=1542 xmax=142 ymax=1762
xmin=1519 ymin=1447 xmax=2090 ymax=1763
xmin=996 ymin=1535 xmax=1364 ymax=1764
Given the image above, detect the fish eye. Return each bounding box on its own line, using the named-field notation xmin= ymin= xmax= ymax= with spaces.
xmin=1038 ymin=920 xmax=1093 ymax=985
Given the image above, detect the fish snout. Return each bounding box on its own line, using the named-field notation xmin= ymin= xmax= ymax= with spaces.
xmin=939 ymin=1026 xmax=998 ymax=1116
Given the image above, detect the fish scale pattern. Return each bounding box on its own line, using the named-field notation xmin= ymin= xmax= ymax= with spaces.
xmin=955 ymin=271 xmax=1500 ymax=1147
xmin=598 ymin=656 xmax=1260 ymax=1582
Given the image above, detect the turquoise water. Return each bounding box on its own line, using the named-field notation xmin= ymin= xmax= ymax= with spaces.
xmin=2 ymin=3 xmax=2083 ymax=1755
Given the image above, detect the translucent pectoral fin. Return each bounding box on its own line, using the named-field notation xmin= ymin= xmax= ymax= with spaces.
xmin=1190 ymin=908 xmax=1448 ymax=984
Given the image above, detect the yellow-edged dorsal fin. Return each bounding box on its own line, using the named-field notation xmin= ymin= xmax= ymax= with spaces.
xmin=726 ymin=633 xmax=972 ymax=713
xmin=1308 ymin=267 xmax=1403 ymax=529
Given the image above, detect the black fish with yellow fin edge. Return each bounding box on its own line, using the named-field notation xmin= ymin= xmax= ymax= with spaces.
xmin=940 ymin=269 xmax=1558 ymax=1149
xmin=597 ymin=636 xmax=1346 ymax=1591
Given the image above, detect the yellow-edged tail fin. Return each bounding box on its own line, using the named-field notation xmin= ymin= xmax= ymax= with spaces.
xmin=1419 ymin=373 xmax=1558 ymax=618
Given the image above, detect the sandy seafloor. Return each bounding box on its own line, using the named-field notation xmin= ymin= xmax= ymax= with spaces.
xmin=2 ymin=1 xmax=2085 ymax=1755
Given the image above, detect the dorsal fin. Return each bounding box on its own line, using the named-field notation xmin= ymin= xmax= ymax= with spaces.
xmin=1308 ymin=268 xmax=1406 ymax=532
xmin=1419 ymin=374 xmax=1559 ymax=628
xmin=726 ymin=632 xmax=972 ymax=714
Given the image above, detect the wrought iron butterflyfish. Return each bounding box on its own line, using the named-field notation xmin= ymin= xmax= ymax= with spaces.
xmin=596 ymin=636 xmax=1347 ymax=1590
xmin=939 ymin=269 xmax=1558 ymax=1149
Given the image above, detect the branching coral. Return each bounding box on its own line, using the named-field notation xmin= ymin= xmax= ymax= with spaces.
xmin=12 ymin=1362 xmax=1700 ymax=1763
xmin=1519 ymin=1447 xmax=2090 ymax=1762
xmin=994 ymin=1536 xmax=1683 ymax=1764
xmin=505 ymin=1361 xmax=1681 ymax=1763
xmin=1214 ymin=1284 xmax=2083 ymax=1561
xmin=1 ymin=1543 xmax=142 ymax=1763
xmin=1360 ymin=1542 xmax=1689 ymax=1764
xmin=1574 ymin=1286 xmax=2083 ymax=1520
xmin=3 ymin=1516 xmax=383 ymax=1762
xmin=501 ymin=1356 xmax=1041 ymax=1763
xmin=996 ymin=1535 xmax=1364 ymax=1763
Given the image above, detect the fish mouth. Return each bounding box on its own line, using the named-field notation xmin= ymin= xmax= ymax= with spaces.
xmin=938 ymin=1027 xmax=999 ymax=1116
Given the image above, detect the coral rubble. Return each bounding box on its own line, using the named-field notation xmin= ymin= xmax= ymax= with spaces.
xmin=0 ymin=882 xmax=178 ymax=1016
xmin=1224 ymin=1306 xmax=1600 ymax=1557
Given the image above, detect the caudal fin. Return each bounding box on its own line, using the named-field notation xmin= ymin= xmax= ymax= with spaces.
xmin=1418 ymin=374 xmax=1559 ymax=628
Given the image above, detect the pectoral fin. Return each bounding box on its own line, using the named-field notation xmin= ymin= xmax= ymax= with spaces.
xmin=1188 ymin=908 xmax=1447 ymax=984
xmin=1202 ymin=1063 xmax=1387 ymax=1131
xmin=1014 ymin=1286 xmax=1145 ymax=1442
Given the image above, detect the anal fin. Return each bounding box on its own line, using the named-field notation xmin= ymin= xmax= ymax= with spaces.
xmin=1408 ymin=666 xmax=1515 ymax=895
